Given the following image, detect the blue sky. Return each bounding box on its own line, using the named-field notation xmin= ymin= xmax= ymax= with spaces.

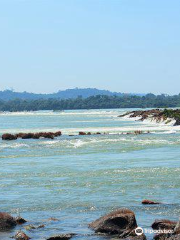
xmin=0 ymin=0 xmax=180 ymax=94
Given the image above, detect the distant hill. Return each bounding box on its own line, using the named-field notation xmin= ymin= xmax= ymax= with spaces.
xmin=0 ymin=88 xmax=145 ymax=101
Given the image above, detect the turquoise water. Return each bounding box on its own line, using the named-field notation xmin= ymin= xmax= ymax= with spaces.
xmin=0 ymin=109 xmax=180 ymax=240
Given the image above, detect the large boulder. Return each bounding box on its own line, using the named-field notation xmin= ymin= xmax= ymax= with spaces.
xmin=154 ymin=220 xmax=180 ymax=240
xmin=0 ymin=212 xmax=16 ymax=230
xmin=2 ymin=133 xmax=17 ymax=140
xmin=152 ymin=220 xmax=177 ymax=231
xmin=89 ymin=208 xmax=141 ymax=238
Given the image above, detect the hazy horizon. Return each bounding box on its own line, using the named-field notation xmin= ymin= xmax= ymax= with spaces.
xmin=0 ymin=0 xmax=180 ymax=94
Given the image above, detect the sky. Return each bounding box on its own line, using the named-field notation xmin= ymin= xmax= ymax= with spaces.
xmin=0 ymin=0 xmax=180 ymax=94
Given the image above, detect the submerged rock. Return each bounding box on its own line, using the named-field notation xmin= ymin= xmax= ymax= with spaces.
xmin=142 ymin=199 xmax=161 ymax=205
xmin=15 ymin=216 xmax=27 ymax=225
xmin=2 ymin=133 xmax=17 ymax=140
xmin=14 ymin=230 xmax=30 ymax=240
xmin=0 ymin=212 xmax=16 ymax=230
xmin=89 ymin=208 xmax=140 ymax=238
xmin=47 ymin=217 xmax=59 ymax=221
xmin=46 ymin=233 xmax=75 ymax=240
xmin=24 ymin=224 xmax=45 ymax=230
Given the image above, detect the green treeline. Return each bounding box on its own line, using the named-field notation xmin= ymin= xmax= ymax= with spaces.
xmin=0 ymin=94 xmax=180 ymax=111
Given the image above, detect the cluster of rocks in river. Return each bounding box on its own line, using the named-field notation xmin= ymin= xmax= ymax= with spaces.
xmin=0 ymin=200 xmax=179 ymax=240
xmin=2 ymin=131 xmax=62 ymax=140
xmin=119 ymin=109 xmax=180 ymax=126
xmin=1 ymin=130 xmax=150 ymax=140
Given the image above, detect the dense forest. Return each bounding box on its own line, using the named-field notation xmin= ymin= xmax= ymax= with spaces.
xmin=0 ymin=94 xmax=180 ymax=112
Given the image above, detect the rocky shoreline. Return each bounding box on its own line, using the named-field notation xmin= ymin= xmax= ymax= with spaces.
xmin=118 ymin=109 xmax=180 ymax=126
xmin=0 ymin=200 xmax=179 ymax=240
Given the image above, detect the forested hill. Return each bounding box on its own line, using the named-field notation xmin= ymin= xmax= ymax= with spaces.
xmin=0 ymin=88 xmax=143 ymax=101
xmin=0 ymin=94 xmax=180 ymax=112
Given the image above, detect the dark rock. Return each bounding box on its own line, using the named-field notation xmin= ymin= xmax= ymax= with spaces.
xmin=79 ymin=132 xmax=86 ymax=135
xmin=41 ymin=132 xmax=54 ymax=139
xmin=46 ymin=233 xmax=75 ymax=240
xmin=15 ymin=216 xmax=27 ymax=225
xmin=174 ymin=119 xmax=180 ymax=126
xmin=89 ymin=208 xmax=138 ymax=237
xmin=153 ymin=220 xmax=180 ymax=240
xmin=14 ymin=230 xmax=30 ymax=240
xmin=142 ymin=199 xmax=161 ymax=205
xmin=21 ymin=133 xmax=34 ymax=139
xmin=154 ymin=234 xmax=180 ymax=240
xmin=0 ymin=212 xmax=16 ymax=230
xmin=54 ymin=131 xmax=62 ymax=137
xmin=152 ymin=220 xmax=177 ymax=230
xmin=2 ymin=133 xmax=17 ymax=140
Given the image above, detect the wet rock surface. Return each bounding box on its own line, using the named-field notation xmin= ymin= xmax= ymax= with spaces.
xmin=152 ymin=220 xmax=177 ymax=230
xmin=46 ymin=233 xmax=75 ymax=240
xmin=14 ymin=230 xmax=30 ymax=240
xmin=89 ymin=208 xmax=139 ymax=238
xmin=142 ymin=200 xmax=161 ymax=205
xmin=0 ymin=212 xmax=16 ymax=230
xmin=15 ymin=216 xmax=27 ymax=225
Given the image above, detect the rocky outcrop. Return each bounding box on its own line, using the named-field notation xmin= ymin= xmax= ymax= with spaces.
xmin=152 ymin=220 xmax=177 ymax=231
xmin=2 ymin=131 xmax=62 ymax=140
xmin=14 ymin=231 xmax=30 ymax=240
xmin=0 ymin=212 xmax=16 ymax=230
xmin=119 ymin=109 xmax=180 ymax=126
xmin=89 ymin=208 xmax=146 ymax=239
xmin=142 ymin=200 xmax=161 ymax=205
xmin=2 ymin=133 xmax=17 ymax=140
xmin=46 ymin=233 xmax=75 ymax=240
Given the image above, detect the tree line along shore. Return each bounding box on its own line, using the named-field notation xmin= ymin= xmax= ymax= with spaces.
xmin=0 ymin=94 xmax=180 ymax=111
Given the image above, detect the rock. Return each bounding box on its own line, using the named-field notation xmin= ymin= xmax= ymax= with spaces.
xmin=153 ymin=220 xmax=180 ymax=240
xmin=48 ymin=217 xmax=59 ymax=221
xmin=152 ymin=220 xmax=177 ymax=230
xmin=79 ymin=132 xmax=86 ymax=135
xmin=174 ymin=220 xmax=180 ymax=234
xmin=142 ymin=200 xmax=161 ymax=205
xmin=2 ymin=133 xmax=17 ymax=140
xmin=0 ymin=212 xmax=16 ymax=230
xmin=96 ymin=132 xmax=101 ymax=135
xmin=21 ymin=133 xmax=34 ymax=139
xmin=89 ymin=208 xmax=138 ymax=237
xmin=14 ymin=230 xmax=30 ymax=240
xmin=15 ymin=216 xmax=27 ymax=224
xmin=54 ymin=131 xmax=62 ymax=137
xmin=154 ymin=234 xmax=180 ymax=240
xmin=41 ymin=132 xmax=54 ymax=139
xmin=46 ymin=233 xmax=75 ymax=240
xmin=24 ymin=224 xmax=45 ymax=230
